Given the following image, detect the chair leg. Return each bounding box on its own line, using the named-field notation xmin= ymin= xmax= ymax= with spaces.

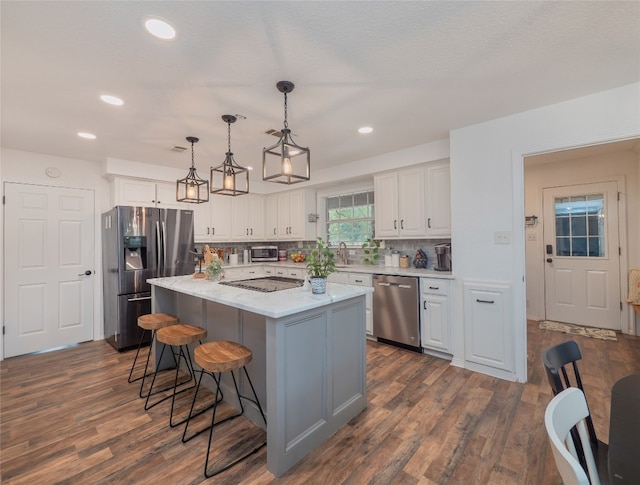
xmin=127 ymin=328 xmax=150 ymax=383
xmin=182 ymin=371 xmax=225 ymax=443
xmin=144 ymin=344 xmax=195 ymax=411
xmin=202 ymin=367 xmax=267 ymax=478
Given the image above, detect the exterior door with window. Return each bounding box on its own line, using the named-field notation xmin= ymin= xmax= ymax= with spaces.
xmin=4 ymin=183 xmax=95 ymax=357
xmin=543 ymin=181 xmax=620 ymax=329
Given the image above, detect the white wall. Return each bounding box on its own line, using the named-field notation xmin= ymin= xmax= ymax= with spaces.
xmin=450 ymin=82 xmax=640 ymax=382
xmin=1 ymin=148 xmax=110 ymax=357
xmin=524 ymin=148 xmax=640 ymax=329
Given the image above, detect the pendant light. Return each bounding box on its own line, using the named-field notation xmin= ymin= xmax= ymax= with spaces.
xmin=262 ymin=81 xmax=310 ymax=184
xmin=176 ymin=136 xmax=210 ymax=204
xmin=210 ymin=115 xmax=249 ymax=196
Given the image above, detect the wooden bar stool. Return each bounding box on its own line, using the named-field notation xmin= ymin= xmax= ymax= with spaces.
xmin=128 ymin=312 xmax=178 ymax=398
xmin=182 ymin=341 xmax=267 ymax=478
xmin=144 ymin=324 xmax=208 ymax=427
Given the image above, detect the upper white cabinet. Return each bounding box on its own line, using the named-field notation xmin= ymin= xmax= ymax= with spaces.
xmin=231 ymin=194 xmax=265 ymax=241
xmin=193 ymin=195 xmax=232 ymax=243
xmin=114 ymin=178 xmax=185 ymax=210
xmin=374 ymin=161 xmax=451 ymax=239
xmin=374 ymin=166 xmax=426 ymax=238
xmin=425 ymin=162 xmax=451 ymax=237
xmin=267 ymin=189 xmax=316 ymax=241
xmin=265 ymin=195 xmax=279 ymax=239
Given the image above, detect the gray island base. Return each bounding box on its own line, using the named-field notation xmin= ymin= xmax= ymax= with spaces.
xmin=148 ymin=275 xmax=369 ymax=477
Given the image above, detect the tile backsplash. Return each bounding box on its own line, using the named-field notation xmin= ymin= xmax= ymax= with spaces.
xmin=194 ymin=239 xmax=451 ymax=271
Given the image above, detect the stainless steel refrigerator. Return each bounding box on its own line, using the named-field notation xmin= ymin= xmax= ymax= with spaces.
xmin=102 ymin=206 xmax=194 ymax=350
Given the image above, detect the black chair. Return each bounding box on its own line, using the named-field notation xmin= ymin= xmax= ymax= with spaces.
xmin=541 ymin=340 xmax=610 ymax=483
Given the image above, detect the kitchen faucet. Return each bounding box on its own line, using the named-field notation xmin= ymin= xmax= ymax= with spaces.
xmin=337 ymin=241 xmax=348 ymax=265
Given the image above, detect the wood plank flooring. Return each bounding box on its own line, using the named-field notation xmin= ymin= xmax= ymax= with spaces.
xmin=1 ymin=321 xmax=638 ymax=484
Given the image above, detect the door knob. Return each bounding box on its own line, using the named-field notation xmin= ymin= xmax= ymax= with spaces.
xmin=546 ymin=258 xmax=553 ymax=263
xmin=78 ymin=270 xmax=92 ymax=276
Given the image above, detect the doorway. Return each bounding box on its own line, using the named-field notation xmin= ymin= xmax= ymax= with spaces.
xmin=524 ymin=138 xmax=638 ymax=336
xmin=3 ymin=183 xmax=95 ymax=357
xmin=542 ymin=181 xmax=620 ymax=329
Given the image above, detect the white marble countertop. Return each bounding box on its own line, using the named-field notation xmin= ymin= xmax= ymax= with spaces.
xmin=148 ymin=275 xmax=372 ymax=319
xmin=218 ymin=261 xmax=454 ymax=279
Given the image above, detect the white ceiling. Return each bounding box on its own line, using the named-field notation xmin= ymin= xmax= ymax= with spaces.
xmin=2 ymin=1 xmax=639 ymax=182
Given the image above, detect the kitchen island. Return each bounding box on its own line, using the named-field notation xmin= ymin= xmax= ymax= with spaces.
xmin=147 ymin=275 xmax=370 ymax=477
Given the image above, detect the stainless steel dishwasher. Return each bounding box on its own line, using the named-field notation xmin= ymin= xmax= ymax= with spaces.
xmin=372 ymin=274 xmax=420 ymax=352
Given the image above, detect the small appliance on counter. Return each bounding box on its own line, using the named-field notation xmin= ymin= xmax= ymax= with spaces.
xmin=434 ymin=243 xmax=452 ymax=271
xmin=413 ymin=249 xmax=428 ymax=268
xmin=250 ymin=245 xmax=278 ymax=262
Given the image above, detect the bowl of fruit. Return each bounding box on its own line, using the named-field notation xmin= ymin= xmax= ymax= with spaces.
xmin=290 ymin=253 xmax=306 ymax=263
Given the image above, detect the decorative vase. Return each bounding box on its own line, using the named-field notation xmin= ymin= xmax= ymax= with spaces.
xmin=310 ymin=277 xmax=327 ymax=294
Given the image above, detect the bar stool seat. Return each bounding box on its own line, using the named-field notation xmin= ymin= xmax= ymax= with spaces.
xmin=128 ymin=313 xmax=178 ymax=399
xmin=183 ymin=340 xmax=267 ymax=478
xmin=144 ymin=324 xmax=208 ymax=427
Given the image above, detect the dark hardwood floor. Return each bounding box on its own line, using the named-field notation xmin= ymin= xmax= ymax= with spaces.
xmin=1 ymin=321 xmax=638 ymax=484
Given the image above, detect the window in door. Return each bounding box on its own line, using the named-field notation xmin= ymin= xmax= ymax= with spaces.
xmin=326 ymin=191 xmax=374 ymax=246
xmin=554 ymin=193 xmax=605 ymax=257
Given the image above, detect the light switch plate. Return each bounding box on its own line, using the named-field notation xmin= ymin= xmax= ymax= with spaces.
xmin=495 ymin=231 xmax=511 ymax=244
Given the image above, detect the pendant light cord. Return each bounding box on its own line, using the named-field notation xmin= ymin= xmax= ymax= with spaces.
xmin=190 ymin=139 xmax=195 ymax=169
xmin=227 ymin=120 xmax=232 ymax=153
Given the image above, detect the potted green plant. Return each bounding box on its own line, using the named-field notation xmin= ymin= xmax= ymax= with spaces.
xmin=361 ymin=237 xmax=381 ymax=265
xmin=204 ymin=257 xmax=225 ymax=281
xmin=305 ymin=237 xmax=336 ymax=294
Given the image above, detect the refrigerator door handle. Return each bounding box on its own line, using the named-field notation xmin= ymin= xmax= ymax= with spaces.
xmin=156 ymin=221 xmax=162 ymax=276
xmin=128 ymin=296 xmax=152 ymax=302
xmin=161 ymin=221 xmax=167 ymax=275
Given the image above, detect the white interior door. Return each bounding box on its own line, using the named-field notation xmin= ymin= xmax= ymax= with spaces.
xmin=543 ymin=181 xmax=620 ymax=329
xmin=4 ymin=183 xmax=95 ymax=357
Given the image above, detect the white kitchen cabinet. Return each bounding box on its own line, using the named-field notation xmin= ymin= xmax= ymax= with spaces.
xmin=231 ymin=194 xmax=265 ymax=241
xmin=223 ymin=265 xmax=263 ymax=280
xmin=348 ymin=273 xmax=374 ymax=336
xmin=272 ymin=189 xmax=316 ymax=241
xmin=265 ymin=195 xmax=279 ymax=240
xmin=374 ymin=166 xmax=426 ymax=238
xmin=420 ymin=278 xmax=452 ymax=354
xmin=327 ymin=272 xmax=373 ymax=335
xmin=463 ymin=280 xmax=513 ymax=373
xmin=193 ymin=195 xmax=232 ymax=243
xmin=286 ymin=266 xmax=307 ymax=279
xmin=114 ymin=178 xmax=185 ymax=210
xmin=425 ymin=162 xmax=451 ymax=237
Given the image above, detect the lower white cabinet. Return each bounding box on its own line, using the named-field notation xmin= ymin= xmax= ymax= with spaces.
xmin=328 ymin=272 xmax=373 ymax=335
xmin=420 ymin=278 xmax=452 ymax=354
xmin=463 ymin=280 xmax=513 ymax=373
xmin=347 ymin=273 xmax=373 ymax=336
xmin=223 ymin=265 xmax=263 ymax=280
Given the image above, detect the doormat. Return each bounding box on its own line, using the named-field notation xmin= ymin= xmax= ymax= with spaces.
xmin=538 ymin=320 xmax=617 ymax=341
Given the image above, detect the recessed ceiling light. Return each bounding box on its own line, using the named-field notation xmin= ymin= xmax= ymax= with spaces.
xmin=246 ymin=166 xmax=254 ymax=171
xmin=100 ymin=94 xmax=124 ymax=106
xmin=77 ymin=132 xmax=96 ymax=139
xmin=358 ymin=126 xmax=373 ymax=134
xmin=144 ymin=17 xmax=176 ymax=40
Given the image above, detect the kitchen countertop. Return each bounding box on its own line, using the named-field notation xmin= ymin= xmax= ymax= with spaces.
xmin=148 ymin=275 xmax=371 ymax=319
xmin=219 ymin=261 xmax=454 ymax=279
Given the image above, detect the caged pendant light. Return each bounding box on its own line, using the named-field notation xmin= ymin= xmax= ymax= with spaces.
xmin=176 ymin=136 xmax=210 ymax=204
xmin=262 ymin=81 xmax=310 ymax=184
xmin=210 ymin=115 xmax=249 ymax=196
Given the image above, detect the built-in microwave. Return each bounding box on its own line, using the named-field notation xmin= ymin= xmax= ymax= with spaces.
xmin=250 ymin=246 xmax=278 ymax=262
